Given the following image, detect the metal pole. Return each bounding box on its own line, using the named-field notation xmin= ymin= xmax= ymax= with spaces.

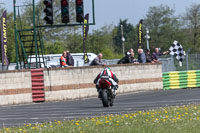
xmin=32 ymin=0 xmax=38 ymax=68
xmin=147 ymin=39 xmax=149 ymax=50
xmin=92 ymin=0 xmax=95 ymax=25
xmin=145 ymin=28 xmax=150 ymax=50
xmin=186 ymin=54 xmax=188 ymax=70
xmin=121 ymin=25 xmax=125 ymax=55
xmin=186 ymin=48 xmax=192 ymax=70
xmin=13 ymin=0 xmax=19 ymax=70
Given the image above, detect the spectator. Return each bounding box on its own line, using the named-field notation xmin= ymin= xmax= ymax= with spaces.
xmin=137 ymin=49 xmax=146 ymax=63
xmin=126 ymin=48 xmax=134 ymax=55
xmin=90 ymin=53 xmax=105 ymax=66
xmin=152 ymin=48 xmax=168 ymax=63
xmin=145 ymin=49 xmax=154 ymax=63
xmin=66 ymin=50 xmax=74 ymax=66
xmin=60 ymin=51 xmax=68 ymax=67
xmin=118 ymin=51 xmax=137 ymax=64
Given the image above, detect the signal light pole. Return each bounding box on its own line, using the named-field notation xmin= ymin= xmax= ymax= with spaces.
xmin=121 ymin=25 xmax=125 ymax=55
xmin=145 ymin=28 xmax=150 ymax=50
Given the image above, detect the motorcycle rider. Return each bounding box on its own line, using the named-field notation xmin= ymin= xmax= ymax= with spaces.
xmin=94 ymin=67 xmax=119 ymax=97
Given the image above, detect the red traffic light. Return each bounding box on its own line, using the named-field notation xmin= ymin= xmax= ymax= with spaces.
xmin=61 ymin=0 xmax=68 ymax=6
xmin=76 ymin=0 xmax=83 ymax=6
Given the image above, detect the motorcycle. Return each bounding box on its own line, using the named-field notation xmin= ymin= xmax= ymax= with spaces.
xmin=98 ymin=78 xmax=116 ymax=107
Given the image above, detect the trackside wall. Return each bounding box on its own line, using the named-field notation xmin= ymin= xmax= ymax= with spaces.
xmin=0 ymin=70 xmax=32 ymax=105
xmin=44 ymin=63 xmax=163 ymax=101
xmin=0 ymin=63 xmax=163 ymax=105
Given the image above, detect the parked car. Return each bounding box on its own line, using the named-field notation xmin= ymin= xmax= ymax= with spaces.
xmin=28 ymin=53 xmax=97 ymax=68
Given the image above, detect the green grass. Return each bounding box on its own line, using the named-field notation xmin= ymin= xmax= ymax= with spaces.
xmin=1 ymin=104 xmax=200 ymax=133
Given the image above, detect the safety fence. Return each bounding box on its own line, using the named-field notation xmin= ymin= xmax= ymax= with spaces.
xmin=163 ymin=70 xmax=200 ymax=90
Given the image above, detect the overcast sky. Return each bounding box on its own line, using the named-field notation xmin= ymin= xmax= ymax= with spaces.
xmin=1 ymin=0 xmax=200 ymax=31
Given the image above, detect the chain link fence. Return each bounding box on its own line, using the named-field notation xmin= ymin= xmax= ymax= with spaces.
xmin=159 ymin=54 xmax=200 ymax=72
xmin=102 ymin=54 xmax=200 ymax=72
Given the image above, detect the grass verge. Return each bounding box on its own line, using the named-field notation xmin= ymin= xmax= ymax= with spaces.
xmin=1 ymin=104 xmax=200 ymax=133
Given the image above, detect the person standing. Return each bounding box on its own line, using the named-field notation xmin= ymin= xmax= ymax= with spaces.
xmin=152 ymin=48 xmax=168 ymax=63
xmin=66 ymin=50 xmax=74 ymax=66
xmin=137 ymin=49 xmax=146 ymax=63
xmin=126 ymin=48 xmax=134 ymax=55
xmin=60 ymin=51 xmax=68 ymax=67
xmin=118 ymin=51 xmax=137 ymax=64
xmin=145 ymin=49 xmax=154 ymax=63
xmin=90 ymin=53 xmax=105 ymax=66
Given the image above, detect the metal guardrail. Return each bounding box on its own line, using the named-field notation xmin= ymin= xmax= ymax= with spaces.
xmin=102 ymin=59 xmax=120 ymax=65
xmin=159 ymin=56 xmax=176 ymax=72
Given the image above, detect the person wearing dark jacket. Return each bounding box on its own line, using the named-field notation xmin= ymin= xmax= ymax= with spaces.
xmin=152 ymin=48 xmax=169 ymax=63
xmin=60 ymin=51 xmax=68 ymax=67
xmin=137 ymin=49 xmax=146 ymax=63
xmin=66 ymin=50 xmax=74 ymax=66
xmin=90 ymin=53 xmax=105 ymax=66
xmin=118 ymin=51 xmax=137 ymax=64
xmin=145 ymin=49 xmax=154 ymax=63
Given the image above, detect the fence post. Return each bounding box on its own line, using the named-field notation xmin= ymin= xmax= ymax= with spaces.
xmin=186 ymin=48 xmax=192 ymax=70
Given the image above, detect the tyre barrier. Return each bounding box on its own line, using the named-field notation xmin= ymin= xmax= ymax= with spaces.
xmin=31 ymin=69 xmax=45 ymax=102
xmin=163 ymin=70 xmax=200 ymax=90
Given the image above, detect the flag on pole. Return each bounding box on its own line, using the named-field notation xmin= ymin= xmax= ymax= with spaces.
xmin=137 ymin=19 xmax=143 ymax=49
xmin=169 ymin=40 xmax=185 ymax=66
xmin=1 ymin=10 xmax=9 ymax=66
xmin=83 ymin=13 xmax=89 ymax=64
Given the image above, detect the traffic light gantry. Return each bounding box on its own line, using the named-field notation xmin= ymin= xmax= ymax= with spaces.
xmin=43 ymin=0 xmax=53 ymax=24
xmin=75 ymin=0 xmax=84 ymax=23
xmin=61 ymin=0 xmax=70 ymax=23
xmin=43 ymin=0 xmax=90 ymax=26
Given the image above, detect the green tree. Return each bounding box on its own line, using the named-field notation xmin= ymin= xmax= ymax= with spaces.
xmin=87 ymin=25 xmax=118 ymax=59
xmin=113 ymin=19 xmax=137 ymax=54
xmin=144 ymin=5 xmax=181 ymax=51
xmin=182 ymin=3 xmax=200 ymax=50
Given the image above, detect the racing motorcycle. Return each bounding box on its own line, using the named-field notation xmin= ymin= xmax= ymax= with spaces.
xmin=98 ymin=78 xmax=116 ymax=107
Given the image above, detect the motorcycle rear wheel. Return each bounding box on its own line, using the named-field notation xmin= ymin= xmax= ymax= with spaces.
xmin=101 ymin=89 xmax=109 ymax=107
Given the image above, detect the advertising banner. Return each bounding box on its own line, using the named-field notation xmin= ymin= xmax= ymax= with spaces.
xmin=1 ymin=10 xmax=9 ymax=66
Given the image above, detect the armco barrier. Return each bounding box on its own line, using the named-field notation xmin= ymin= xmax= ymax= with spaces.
xmin=163 ymin=70 xmax=200 ymax=90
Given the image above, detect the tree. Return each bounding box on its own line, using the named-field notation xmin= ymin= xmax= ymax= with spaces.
xmin=144 ymin=5 xmax=181 ymax=51
xmin=86 ymin=25 xmax=118 ymax=59
xmin=113 ymin=19 xmax=137 ymax=55
xmin=183 ymin=4 xmax=200 ymax=48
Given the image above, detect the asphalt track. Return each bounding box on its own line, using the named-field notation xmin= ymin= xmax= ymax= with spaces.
xmin=1 ymin=88 xmax=200 ymax=128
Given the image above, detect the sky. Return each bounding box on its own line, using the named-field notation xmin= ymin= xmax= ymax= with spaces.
xmin=1 ymin=0 xmax=200 ymax=31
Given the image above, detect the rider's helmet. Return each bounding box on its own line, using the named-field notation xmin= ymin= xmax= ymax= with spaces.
xmin=105 ymin=66 xmax=111 ymax=71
